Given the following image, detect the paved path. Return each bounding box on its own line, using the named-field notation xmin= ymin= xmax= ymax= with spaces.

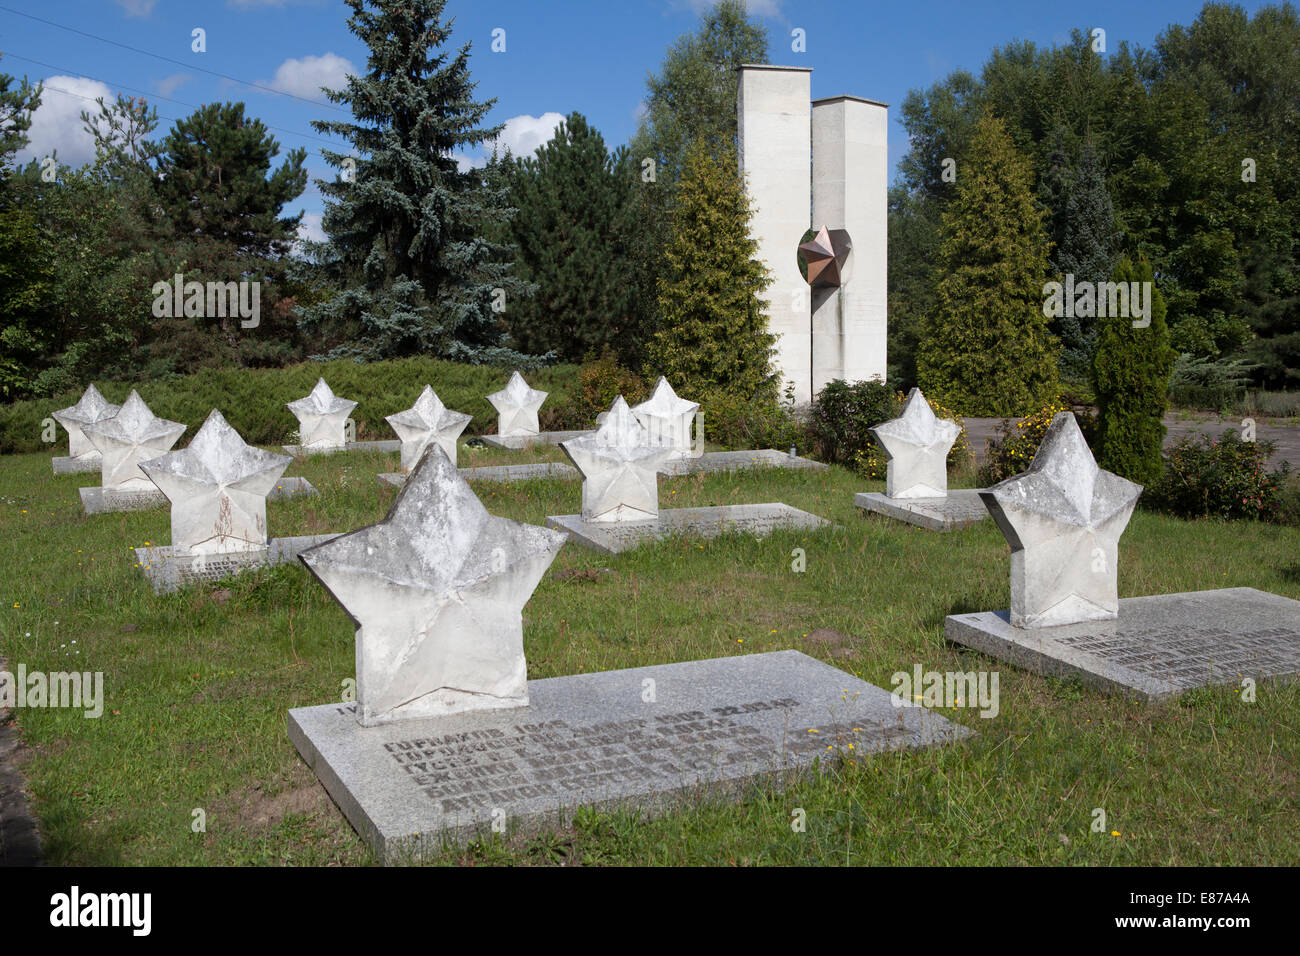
xmin=962 ymin=414 xmax=1298 ymax=468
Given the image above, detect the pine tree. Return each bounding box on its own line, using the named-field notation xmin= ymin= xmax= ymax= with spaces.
xmin=300 ymin=0 xmax=530 ymax=363
xmin=1092 ymin=256 xmax=1175 ymax=485
xmin=647 ymin=138 xmax=774 ymax=402
xmin=505 ymin=112 xmax=636 ymax=360
xmin=917 ymin=111 xmax=1060 ymax=416
xmin=1054 ymin=140 xmax=1121 ymax=375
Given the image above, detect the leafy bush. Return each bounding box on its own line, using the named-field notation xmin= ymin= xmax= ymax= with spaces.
xmin=1167 ymin=354 xmax=1254 ymax=411
xmin=1143 ymin=430 xmax=1289 ymax=522
xmin=977 ymin=402 xmax=1074 ymax=486
xmin=810 ymin=379 xmax=900 ymax=467
xmin=0 ymin=356 xmax=579 ymax=454
xmin=702 ymin=391 xmax=808 ymax=453
xmin=544 ymin=347 xmax=648 ymax=430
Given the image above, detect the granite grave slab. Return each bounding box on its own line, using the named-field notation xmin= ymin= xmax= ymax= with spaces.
xmin=547 ymin=503 xmax=831 ymax=555
xmin=81 ymin=475 xmax=315 ymax=515
xmin=855 ymin=489 xmax=989 ymax=532
xmin=289 ymin=649 xmax=972 ymax=862
xmin=478 ymin=430 xmax=594 ymax=450
xmin=135 ymin=533 xmax=342 ymax=593
xmin=378 ymin=462 xmax=578 ymax=487
xmin=945 ymin=587 xmax=1300 ymax=701
xmin=283 ymin=440 xmax=401 ymax=457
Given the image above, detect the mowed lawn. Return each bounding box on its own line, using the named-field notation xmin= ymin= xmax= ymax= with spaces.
xmin=2 ymin=442 xmax=1298 ymax=866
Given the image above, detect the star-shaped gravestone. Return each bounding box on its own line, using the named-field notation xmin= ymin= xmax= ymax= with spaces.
xmin=141 ymin=409 xmax=292 ymax=554
xmin=980 ymin=412 xmax=1143 ymax=628
xmin=52 ymin=384 xmax=121 ymax=459
xmin=385 ymin=385 xmax=473 ymax=471
xmin=798 ymin=226 xmax=852 ymax=288
xmin=286 ymin=378 xmax=357 ymax=449
xmin=300 ymin=444 xmax=566 ymax=726
xmin=633 ymin=377 xmax=699 ymax=459
xmin=486 ymin=371 xmax=547 ymax=438
xmin=561 ymin=397 xmax=672 ymax=522
xmin=870 ymin=388 xmax=961 ymax=498
xmin=82 ymin=390 xmax=186 ymax=491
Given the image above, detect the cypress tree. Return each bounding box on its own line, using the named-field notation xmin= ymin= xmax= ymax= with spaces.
xmin=647 ymin=137 xmax=773 ymax=402
xmin=300 ymin=0 xmax=530 ymax=363
xmin=917 ymin=111 xmax=1060 ymax=416
xmin=1092 ymin=255 xmax=1175 ymax=485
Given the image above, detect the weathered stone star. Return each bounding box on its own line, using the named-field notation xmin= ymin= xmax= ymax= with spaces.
xmin=52 ymin=384 xmax=121 ymax=460
xmin=81 ymin=390 xmax=186 ymax=491
xmin=561 ymin=397 xmax=672 ymax=522
xmin=980 ymin=412 xmax=1143 ymax=628
xmin=386 ymin=385 xmax=473 ymax=471
xmin=486 ymin=371 xmax=547 ymax=438
xmin=286 ymin=378 xmax=357 ymax=449
xmin=633 ymin=376 xmax=699 ymax=459
xmin=870 ymin=387 xmax=961 ymax=498
xmin=299 ymin=444 xmax=566 ymax=726
xmin=141 ymin=408 xmax=291 ymax=554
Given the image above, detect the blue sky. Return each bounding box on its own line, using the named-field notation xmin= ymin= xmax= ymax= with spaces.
xmin=0 ymin=0 xmax=1278 ymax=241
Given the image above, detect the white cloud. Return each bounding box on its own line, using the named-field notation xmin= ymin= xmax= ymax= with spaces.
xmin=114 ymin=0 xmax=158 ymax=17
xmin=265 ymin=53 xmax=355 ymax=102
xmin=297 ymin=212 xmax=325 ymax=244
xmin=155 ymin=73 xmax=191 ymax=97
xmin=453 ymin=112 xmax=566 ymax=170
xmin=14 ymin=76 xmax=114 ymax=170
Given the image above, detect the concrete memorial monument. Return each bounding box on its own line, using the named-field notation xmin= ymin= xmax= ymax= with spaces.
xmin=945 ymin=412 xmax=1300 ymax=699
xmin=385 ymin=385 xmax=473 ymax=471
xmin=549 ymin=398 xmax=831 ymax=554
xmin=854 ymin=388 xmax=987 ymax=531
xmin=738 ymin=65 xmax=887 ymax=404
xmin=633 ymin=377 xmax=700 ymax=461
xmin=51 ymin=384 xmax=120 ymax=474
xmin=79 ymin=391 xmax=186 ymax=514
xmin=481 ymin=371 xmax=591 ymax=449
xmin=133 ymin=409 xmax=329 ymax=592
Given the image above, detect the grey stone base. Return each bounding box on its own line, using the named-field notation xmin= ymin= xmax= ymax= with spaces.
xmin=855 ymin=489 xmax=989 ymax=532
xmin=546 ymin=503 xmax=830 ymax=555
xmin=135 ymin=533 xmax=342 ymax=593
xmin=944 ymin=587 xmax=1300 ymax=700
xmin=52 ymin=455 xmax=101 ymax=475
xmin=379 ymin=462 xmax=578 ymax=488
xmin=282 ymin=440 xmax=402 ymax=456
xmin=288 ymin=649 xmax=972 ymax=863
xmin=662 ymin=449 xmax=827 ymax=476
xmin=80 ymin=485 xmax=168 ymax=514
xmin=81 ymin=476 xmax=316 ymax=515
xmin=479 ymin=430 xmax=593 ymax=449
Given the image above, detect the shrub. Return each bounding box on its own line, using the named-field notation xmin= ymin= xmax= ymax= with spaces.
xmin=977 ymin=401 xmax=1073 ymax=486
xmin=545 ymin=347 xmax=649 ymax=430
xmin=1143 ymin=430 xmax=1289 ymax=521
xmin=810 ymin=379 xmax=900 ymax=468
xmin=702 ymin=391 xmax=808 ymax=453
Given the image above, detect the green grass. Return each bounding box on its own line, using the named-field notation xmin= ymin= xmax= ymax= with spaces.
xmin=2 ymin=444 xmax=1299 ymax=865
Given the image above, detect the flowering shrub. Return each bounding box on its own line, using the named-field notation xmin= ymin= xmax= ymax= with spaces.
xmin=977 ymin=402 xmax=1071 ymax=486
xmin=1143 ymin=431 xmax=1288 ymax=521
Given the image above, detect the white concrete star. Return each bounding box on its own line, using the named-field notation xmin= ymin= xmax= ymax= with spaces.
xmin=980 ymin=412 xmax=1143 ymax=627
xmin=486 ymin=371 xmax=547 ymax=438
xmin=386 ymin=385 xmax=473 ymax=470
xmin=52 ymin=384 xmax=121 ymax=459
xmin=141 ymin=409 xmax=291 ymax=554
xmin=300 ymin=444 xmax=566 ymax=726
xmin=870 ymin=388 xmax=960 ymax=498
xmin=81 ymin=390 xmax=186 ymax=490
xmin=286 ymin=378 xmax=357 ymax=449
xmin=633 ymin=376 xmax=699 ymax=459
xmin=561 ymin=397 xmax=672 ymax=522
